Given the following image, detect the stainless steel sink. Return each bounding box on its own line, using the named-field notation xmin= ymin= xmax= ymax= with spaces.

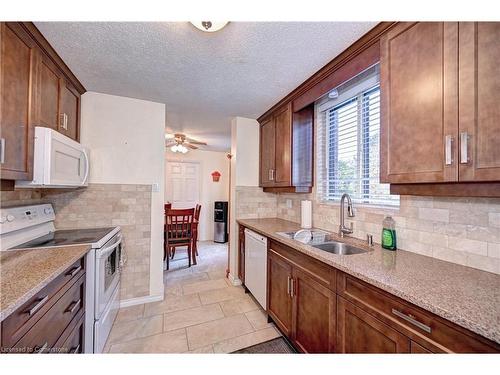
xmin=312 ymin=241 xmax=368 ymax=255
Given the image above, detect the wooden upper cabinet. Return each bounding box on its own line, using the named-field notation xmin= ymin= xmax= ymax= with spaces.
xmin=259 ymin=103 xmax=313 ymax=192
xmin=337 ymin=296 xmax=410 ymax=353
xmin=0 ymin=23 xmax=37 ymax=181
xmin=38 ymin=53 xmax=60 ymax=131
xmin=273 ymin=104 xmax=292 ymax=186
xmin=59 ymin=80 xmax=80 ymax=141
xmin=380 ymin=22 xmax=459 ymax=184
xmin=260 ymin=116 xmax=275 ymax=187
xmin=267 ymin=250 xmax=293 ymax=337
xmin=292 ymin=268 xmax=336 ymax=353
xmin=458 ymin=22 xmax=500 ymax=181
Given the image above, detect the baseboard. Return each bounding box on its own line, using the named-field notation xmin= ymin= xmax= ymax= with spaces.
xmin=227 ymin=272 xmax=242 ymax=286
xmin=119 ymin=294 xmax=163 ymax=308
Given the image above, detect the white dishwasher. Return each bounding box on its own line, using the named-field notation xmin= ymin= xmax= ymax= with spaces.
xmin=244 ymin=229 xmax=268 ymax=309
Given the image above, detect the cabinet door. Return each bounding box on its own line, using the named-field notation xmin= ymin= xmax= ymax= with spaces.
xmin=260 ymin=117 xmax=275 ymax=187
xmin=337 ymin=296 xmax=410 ymax=353
xmin=267 ymin=250 xmax=293 ymax=336
xmin=291 ymin=268 xmax=336 ymax=353
xmin=380 ymin=22 xmax=458 ymax=183
xmin=0 ymin=23 xmax=36 ymax=180
xmin=273 ymin=104 xmax=292 ymax=186
xmin=458 ymin=22 xmax=500 ymax=181
xmin=38 ymin=53 xmax=60 ymax=131
xmin=411 ymin=341 xmax=433 ymax=353
xmin=59 ymin=80 xmax=80 ymax=141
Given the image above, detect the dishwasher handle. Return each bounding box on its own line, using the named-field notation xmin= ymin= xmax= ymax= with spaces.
xmin=244 ymin=229 xmax=267 ymax=244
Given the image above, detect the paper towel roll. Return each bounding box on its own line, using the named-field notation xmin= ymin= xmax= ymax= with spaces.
xmin=301 ymin=200 xmax=312 ymax=229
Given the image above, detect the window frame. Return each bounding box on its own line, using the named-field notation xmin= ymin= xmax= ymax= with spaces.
xmin=315 ymin=69 xmax=399 ymax=208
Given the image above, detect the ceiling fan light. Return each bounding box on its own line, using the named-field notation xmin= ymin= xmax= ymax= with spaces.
xmin=179 ymin=145 xmax=188 ymax=153
xmin=170 ymin=144 xmax=178 ymax=152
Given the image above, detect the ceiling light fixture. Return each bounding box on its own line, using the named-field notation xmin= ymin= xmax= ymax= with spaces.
xmin=190 ymin=21 xmax=228 ymax=33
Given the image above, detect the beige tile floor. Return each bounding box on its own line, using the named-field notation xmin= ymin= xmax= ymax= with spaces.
xmin=104 ymin=241 xmax=281 ymax=353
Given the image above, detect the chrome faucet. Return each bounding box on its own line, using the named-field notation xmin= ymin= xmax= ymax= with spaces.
xmin=339 ymin=193 xmax=355 ymax=237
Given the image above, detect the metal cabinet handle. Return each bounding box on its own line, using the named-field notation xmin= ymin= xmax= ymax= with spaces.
xmin=35 ymin=342 xmax=48 ymax=354
xmin=26 ymin=295 xmax=49 ymax=316
xmin=65 ymin=299 xmax=81 ymax=314
xmin=290 ymin=277 xmax=295 ymax=298
xmin=271 ymin=169 xmax=275 ymax=181
xmin=460 ymin=132 xmax=470 ymax=164
xmin=59 ymin=113 xmax=68 ymax=130
xmin=391 ymin=308 xmax=431 ymax=333
xmin=445 ymin=135 xmax=453 ymax=165
xmin=0 ymin=138 xmax=5 ymax=164
xmin=66 ymin=265 xmax=82 ymax=277
xmin=287 ymin=276 xmax=291 ymax=296
xmin=70 ymin=344 xmax=80 ymax=354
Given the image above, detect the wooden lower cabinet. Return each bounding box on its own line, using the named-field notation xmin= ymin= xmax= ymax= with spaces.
xmin=267 ymin=250 xmax=293 ymax=337
xmin=292 ymin=268 xmax=336 ymax=353
xmin=263 ymin=236 xmax=500 ymax=354
xmin=337 ymin=296 xmax=410 ymax=353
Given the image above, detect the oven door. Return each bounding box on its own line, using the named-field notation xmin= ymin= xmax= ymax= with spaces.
xmin=95 ymin=234 xmax=122 ymax=319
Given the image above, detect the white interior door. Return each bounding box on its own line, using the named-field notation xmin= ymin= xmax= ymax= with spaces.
xmin=166 ymin=161 xmax=200 ymax=209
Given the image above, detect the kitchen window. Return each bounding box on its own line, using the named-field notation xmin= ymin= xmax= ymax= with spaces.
xmin=316 ymin=65 xmax=399 ymax=206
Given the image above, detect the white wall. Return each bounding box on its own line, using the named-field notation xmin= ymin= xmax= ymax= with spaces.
xmin=228 ymin=117 xmax=260 ymax=284
xmin=166 ymin=149 xmax=229 ymax=241
xmin=80 ymin=91 xmax=166 ymax=300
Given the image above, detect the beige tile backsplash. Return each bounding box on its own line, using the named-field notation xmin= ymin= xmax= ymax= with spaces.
xmin=234 ymin=186 xmax=277 ymax=219
xmin=277 ymin=194 xmax=500 ymax=274
xmin=1 ymin=184 xmax=152 ymax=300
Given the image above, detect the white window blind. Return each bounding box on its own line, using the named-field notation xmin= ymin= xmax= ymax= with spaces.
xmin=317 ymin=66 xmax=399 ymax=206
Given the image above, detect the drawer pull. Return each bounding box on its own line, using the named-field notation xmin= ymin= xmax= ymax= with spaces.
xmin=70 ymin=344 xmax=80 ymax=354
xmin=392 ymin=308 xmax=431 ymax=333
xmin=26 ymin=295 xmax=49 ymax=316
xmin=66 ymin=299 xmax=81 ymax=314
xmin=35 ymin=342 xmax=48 ymax=354
xmin=66 ymin=265 xmax=82 ymax=277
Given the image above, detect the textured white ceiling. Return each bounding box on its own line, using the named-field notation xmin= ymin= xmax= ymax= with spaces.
xmin=35 ymin=22 xmax=376 ymax=151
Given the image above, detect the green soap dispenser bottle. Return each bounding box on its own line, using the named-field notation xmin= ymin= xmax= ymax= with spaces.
xmin=381 ymin=216 xmax=397 ymax=250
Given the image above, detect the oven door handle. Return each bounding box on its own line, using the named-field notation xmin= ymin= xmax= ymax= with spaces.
xmin=97 ymin=238 xmax=122 ymax=259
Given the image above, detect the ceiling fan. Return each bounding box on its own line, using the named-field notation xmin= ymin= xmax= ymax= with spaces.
xmin=165 ymin=133 xmax=207 ymax=153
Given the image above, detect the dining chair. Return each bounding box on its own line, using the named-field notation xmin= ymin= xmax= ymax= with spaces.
xmin=192 ymin=204 xmax=202 ymax=257
xmin=164 ymin=208 xmax=195 ymax=270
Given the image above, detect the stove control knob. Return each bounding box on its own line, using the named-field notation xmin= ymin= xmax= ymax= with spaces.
xmin=6 ymin=214 xmax=15 ymax=222
xmin=44 ymin=208 xmax=53 ymax=215
xmin=0 ymin=216 xmax=6 ymax=224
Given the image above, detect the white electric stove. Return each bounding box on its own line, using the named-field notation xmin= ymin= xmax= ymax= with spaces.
xmin=0 ymin=203 xmax=123 ymax=353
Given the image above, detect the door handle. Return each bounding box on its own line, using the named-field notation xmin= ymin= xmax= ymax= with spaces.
xmin=59 ymin=113 xmax=68 ymax=130
xmin=460 ymin=132 xmax=470 ymax=164
xmin=0 ymin=138 xmax=5 ymax=164
xmin=66 ymin=265 xmax=82 ymax=277
xmin=445 ymin=135 xmax=453 ymax=165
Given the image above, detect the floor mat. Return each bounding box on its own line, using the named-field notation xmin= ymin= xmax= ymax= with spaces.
xmin=231 ymin=337 xmax=296 ymax=354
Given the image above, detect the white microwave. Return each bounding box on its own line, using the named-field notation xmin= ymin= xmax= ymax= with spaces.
xmin=16 ymin=127 xmax=89 ymax=188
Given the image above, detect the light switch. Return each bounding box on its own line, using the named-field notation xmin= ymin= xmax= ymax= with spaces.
xmin=152 ymin=183 xmax=160 ymax=192
xmin=286 ymin=199 xmax=293 ymax=209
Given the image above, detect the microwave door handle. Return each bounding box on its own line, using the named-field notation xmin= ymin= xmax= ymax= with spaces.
xmin=81 ymin=149 xmax=89 ymax=185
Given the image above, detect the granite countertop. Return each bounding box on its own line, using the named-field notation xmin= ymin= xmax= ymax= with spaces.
xmin=0 ymin=244 xmax=91 ymax=322
xmin=238 ymin=218 xmax=500 ymax=344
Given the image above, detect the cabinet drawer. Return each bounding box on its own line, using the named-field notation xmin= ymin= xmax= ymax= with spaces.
xmin=269 ymin=240 xmax=335 ymax=291
xmin=6 ymin=274 xmax=85 ymax=353
xmin=55 ymin=312 xmax=85 ymax=354
xmin=337 ymin=272 xmax=499 ymax=353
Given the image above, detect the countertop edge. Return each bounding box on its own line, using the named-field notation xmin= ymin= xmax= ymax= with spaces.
xmin=0 ymin=245 xmax=91 ymax=322
xmin=237 ymin=218 xmax=500 ymax=344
